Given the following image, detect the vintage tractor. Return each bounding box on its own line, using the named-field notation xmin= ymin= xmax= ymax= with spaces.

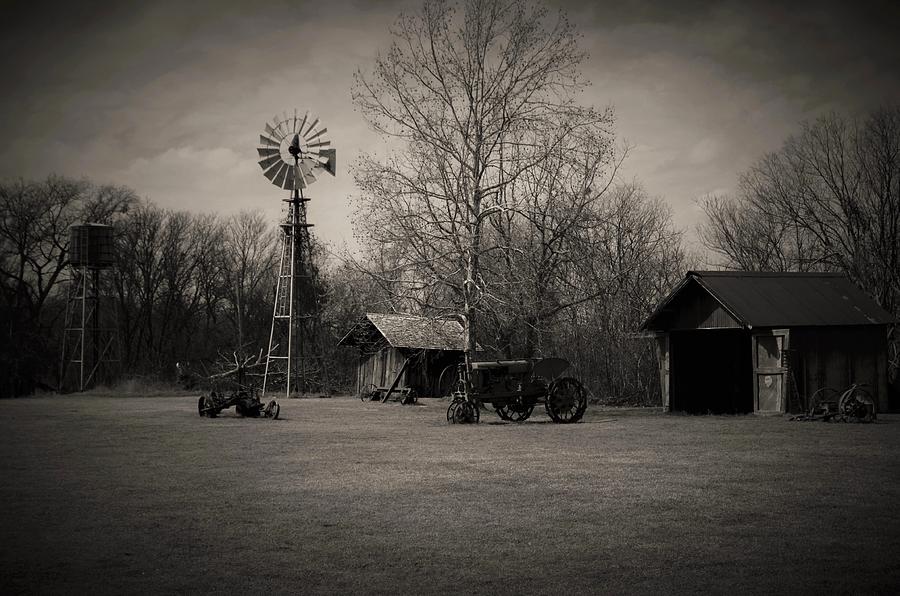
xmin=446 ymin=358 xmax=587 ymax=424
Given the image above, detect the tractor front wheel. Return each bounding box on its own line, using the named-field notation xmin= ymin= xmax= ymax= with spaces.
xmin=447 ymin=398 xmax=479 ymax=424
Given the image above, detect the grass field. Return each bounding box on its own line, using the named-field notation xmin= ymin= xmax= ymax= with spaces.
xmin=1 ymin=394 xmax=899 ymax=595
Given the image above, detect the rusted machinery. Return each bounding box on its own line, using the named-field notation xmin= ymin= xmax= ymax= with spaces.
xmin=446 ymin=358 xmax=587 ymax=424
xmin=791 ymin=382 xmax=877 ymax=422
xmin=358 ymin=383 xmax=418 ymax=405
xmin=198 ymin=389 xmax=280 ymax=420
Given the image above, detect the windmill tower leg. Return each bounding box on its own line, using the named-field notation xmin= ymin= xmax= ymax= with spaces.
xmin=263 ymin=183 xmax=328 ymax=398
xmin=263 ymin=209 xmax=294 ymax=397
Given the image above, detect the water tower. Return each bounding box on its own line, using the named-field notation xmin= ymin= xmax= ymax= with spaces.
xmin=59 ymin=223 xmax=120 ymax=391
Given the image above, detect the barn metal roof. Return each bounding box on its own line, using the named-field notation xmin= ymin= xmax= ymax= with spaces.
xmin=641 ymin=271 xmax=895 ymax=331
xmin=338 ymin=313 xmax=467 ymax=351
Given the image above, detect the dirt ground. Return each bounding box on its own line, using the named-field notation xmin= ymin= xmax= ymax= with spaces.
xmin=1 ymin=394 xmax=899 ymax=595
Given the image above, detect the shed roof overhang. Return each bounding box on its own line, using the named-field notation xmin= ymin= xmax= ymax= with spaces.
xmin=338 ymin=313 xmax=470 ymax=351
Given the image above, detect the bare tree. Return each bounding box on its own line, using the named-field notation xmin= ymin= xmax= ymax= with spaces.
xmin=700 ymin=107 xmax=900 ymax=313
xmin=700 ymin=107 xmax=900 ymax=395
xmin=352 ymin=0 xmax=614 ymax=376
xmin=0 ymin=176 xmax=135 ymax=320
xmin=479 ymin=128 xmax=621 ymax=356
xmin=0 ymin=175 xmax=135 ymax=395
xmin=115 ymin=204 xmax=224 ymax=372
xmin=220 ymin=211 xmax=278 ymax=352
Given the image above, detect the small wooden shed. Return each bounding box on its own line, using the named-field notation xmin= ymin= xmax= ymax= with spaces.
xmin=641 ymin=271 xmax=895 ymax=414
xmin=338 ymin=313 xmax=467 ymax=397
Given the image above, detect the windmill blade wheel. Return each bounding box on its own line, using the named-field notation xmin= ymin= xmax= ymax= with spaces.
xmin=257 ymin=110 xmax=336 ymax=190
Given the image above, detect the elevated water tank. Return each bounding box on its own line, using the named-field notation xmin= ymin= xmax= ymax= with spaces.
xmin=69 ymin=223 xmax=115 ymax=268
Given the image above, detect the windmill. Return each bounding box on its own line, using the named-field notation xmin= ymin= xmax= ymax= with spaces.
xmin=257 ymin=110 xmax=336 ymax=397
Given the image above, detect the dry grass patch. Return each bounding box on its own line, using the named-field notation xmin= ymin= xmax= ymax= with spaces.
xmin=1 ymin=396 xmax=899 ymax=594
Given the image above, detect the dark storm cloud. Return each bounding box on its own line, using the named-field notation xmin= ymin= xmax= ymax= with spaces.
xmin=1 ymin=0 xmax=898 ymax=248
xmin=1 ymin=1 xmax=357 ymax=156
xmin=566 ymin=0 xmax=900 ymax=110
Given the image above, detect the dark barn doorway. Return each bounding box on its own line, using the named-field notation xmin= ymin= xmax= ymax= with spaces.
xmin=670 ymin=329 xmax=752 ymax=413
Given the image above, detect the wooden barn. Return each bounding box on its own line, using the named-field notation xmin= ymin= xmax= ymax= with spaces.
xmin=338 ymin=313 xmax=467 ymax=398
xmin=641 ymin=271 xmax=896 ymax=414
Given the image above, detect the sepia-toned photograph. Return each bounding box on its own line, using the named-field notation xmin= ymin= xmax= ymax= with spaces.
xmin=1 ymin=0 xmax=898 ymax=593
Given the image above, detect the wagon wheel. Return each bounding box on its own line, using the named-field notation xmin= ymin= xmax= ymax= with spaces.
xmin=545 ymin=377 xmax=587 ymax=423
xmin=495 ymin=402 xmax=534 ymax=423
xmin=200 ymin=393 xmax=219 ymax=418
xmin=808 ymin=387 xmax=840 ymax=418
xmin=838 ymin=385 xmax=876 ymax=422
xmin=358 ymin=383 xmax=378 ymax=402
xmin=264 ymin=400 xmax=280 ymax=420
xmin=437 ymin=363 xmax=463 ymax=398
xmin=400 ymin=388 xmax=418 ymax=405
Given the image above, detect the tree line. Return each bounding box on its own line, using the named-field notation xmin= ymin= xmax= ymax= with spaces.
xmin=0 ymin=181 xmax=356 ymax=397
xmin=348 ymin=0 xmax=686 ymax=402
xmin=2 ymin=0 xmax=895 ymax=400
xmin=700 ymin=107 xmax=900 ymax=382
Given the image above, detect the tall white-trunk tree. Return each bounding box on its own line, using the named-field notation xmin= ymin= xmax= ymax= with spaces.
xmin=352 ymin=0 xmax=614 ymax=372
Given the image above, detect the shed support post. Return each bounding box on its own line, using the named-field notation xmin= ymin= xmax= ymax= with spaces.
xmin=382 ymin=357 xmax=412 ymax=403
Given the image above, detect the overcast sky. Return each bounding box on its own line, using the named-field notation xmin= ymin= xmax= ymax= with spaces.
xmin=1 ymin=0 xmax=898 ymax=253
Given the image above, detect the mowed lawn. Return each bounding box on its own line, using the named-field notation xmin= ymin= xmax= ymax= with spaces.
xmin=1 ymin=395 xmax=899 ymax=595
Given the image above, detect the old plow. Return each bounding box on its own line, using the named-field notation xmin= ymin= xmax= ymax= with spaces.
xmin=790 ymin=383 xmax=876 ymax=423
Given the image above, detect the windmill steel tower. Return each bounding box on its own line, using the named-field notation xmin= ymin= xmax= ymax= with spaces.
xmin=257 ymin=111 xmax=335 ymax=397
xmin=59 ymin=223 xmax=120 ymax=391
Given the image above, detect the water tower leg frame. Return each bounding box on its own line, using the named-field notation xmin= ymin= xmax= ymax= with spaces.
xmin=59 ymin=266 xmax=120 ymax=392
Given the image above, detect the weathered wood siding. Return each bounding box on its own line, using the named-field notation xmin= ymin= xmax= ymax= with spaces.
xmin=788 ymin=325 xmax=889 ymax=412
xmin=358 ymin=346 xmax=407 ymax=391
xmin=653 ymin=280 xmax=741 ymax=330
xmin=356 ymin=347 xmax=463 ymax=397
